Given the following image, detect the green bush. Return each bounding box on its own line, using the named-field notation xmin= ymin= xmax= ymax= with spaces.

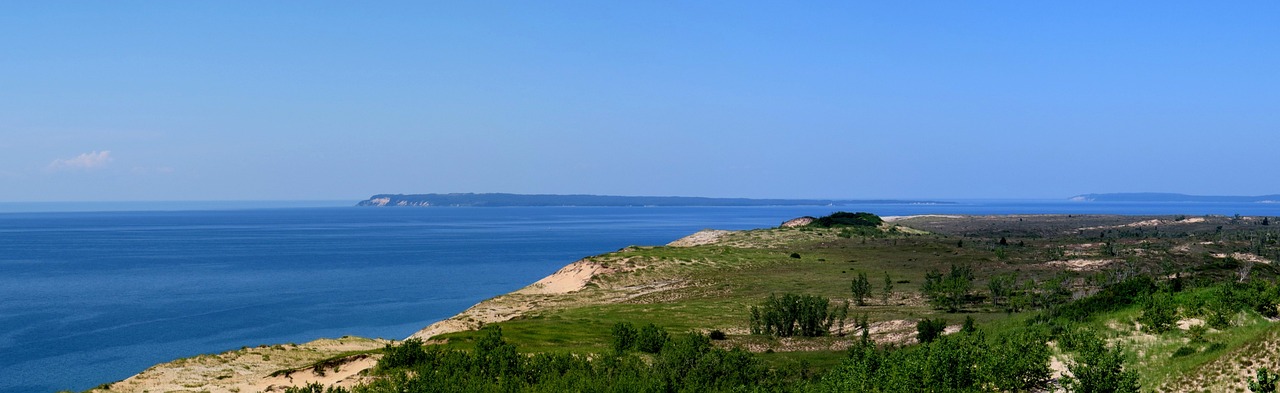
xmin=636 ymin=323 xmax=669 ymax=353
xmin=377 ymin=338 xmax=426 ymax=371
xmin=916 ymin=318 xmax=947 ymax=344
xmin=1250 ymin=368 xmax=1279 ymax=393
xmin=283 ymin=382 xmax=350 ymax=393
xmin=611 ymin=322 xmax=637 ymax=352
xmin=750 ymin=293 xmax=835 ymax=337
xmin=1171 ymin=346 xmax=1196 ymax=357
xmin=851 ymin=272 xmax=871 ymax=306
xmin=923 ymin=264 xmax=974 ymax=312
xmin=1065 ymin=333 xmax=1140 ymax=393
xmin=708 ymin=329 xmax=727 ymax=340
xmin=819 ymin=325 xmax=1051 ymax=393
xmin=1138 ymin=291 xmax=1178 ymax=334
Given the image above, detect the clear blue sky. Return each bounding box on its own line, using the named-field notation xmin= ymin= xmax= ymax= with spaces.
xmin=2 ymin=1 xmax=1277 ymax=201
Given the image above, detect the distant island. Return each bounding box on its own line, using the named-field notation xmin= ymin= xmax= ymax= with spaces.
xmin=357 ymin=193 xmax=953 ymax=207
xmin=1070 ymin=192 xmax=1280 ymax=203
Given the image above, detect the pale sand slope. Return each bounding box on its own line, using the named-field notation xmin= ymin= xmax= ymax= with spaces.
xmin=93 ymin=336 xmax=388 ymax=393
xmin=408 ymin=230 xmax=721 ymax=341
xmin=92 ymin=225 xmax=801 ymax=392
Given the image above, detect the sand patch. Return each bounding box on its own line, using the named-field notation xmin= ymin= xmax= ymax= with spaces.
xmin=95 ymin=337 xmax=387 ymax=393
xmin=1046 ymin=259 xmax=1117 ymax=271
xmin=257 ymin=355 xmax=379 ymax=392
xmin=517 ymin=259 xmax=608 ymax=295
xmin=780 ymin=217 xmax=815 ymax=227
xmin=885 ymin=213 xmax=962 ymax=222
xmin=1211 ymin=252 xmax=1273 ymax=264
xmin=1077 ymin=217 xmax=1205 ymax=232
xmin=1177 ymin=318 xmax=1205 ymax=331
xmin=667 ymin=229 xmax=733 ymax=247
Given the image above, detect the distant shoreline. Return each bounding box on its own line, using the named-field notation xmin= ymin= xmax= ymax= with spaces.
xmin=356 ymin=193 xmax=955 ymax=207
xmin=1070 ymin=192 xmax=1280 ymax=203
xmin=0 ymin=200 xmax=354 ymax=213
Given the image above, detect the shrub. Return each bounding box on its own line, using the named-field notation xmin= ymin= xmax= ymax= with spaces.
xmin=916 ymin=318 xmax=947 ymax=343
xmin=1171 ymin=346 xmax=1196 ymax=358
xmin=378 ymin=338 xmax=427 ymax=370
xmin=985 ymin=329 xmax=1052 ymax=391
xmin=708 ymin=329 xmax=726 ymax=340
xmin=1138 ymin=291 xmax=1177 ymax=334
xmin=611 ymin=322 xmax=637 ymax=352
xmin=881 ymin=272 xmax=894 ymax=304
xmin=923 ymin=264 xmax=974 ymax=312
xmin=851 ymin=272 xmax=871 ymax=306
xmin=636 ymin=323 xmax=668 ymax=353
xmin=1187 ymin=323 xmax=1208 ymax=342
xmin=1249 ymin=368 xmax=1279 ymax=393
xmin=1065 ymin=333 xmax=1140 ymax=393
xmin=749 ymin=293 xmax=835 ymax=337
xmin=283 ymin=383 xmax=349 ymax=393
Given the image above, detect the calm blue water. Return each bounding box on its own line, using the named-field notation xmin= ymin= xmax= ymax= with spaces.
xmin=3 ymin=202 xmax=1279 ymax=392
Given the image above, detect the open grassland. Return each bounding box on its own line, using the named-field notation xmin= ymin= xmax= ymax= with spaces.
xmin=428 ymin=214 xmax=1278 ymax=382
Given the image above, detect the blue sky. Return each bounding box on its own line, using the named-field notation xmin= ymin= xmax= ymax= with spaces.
xmin=2 ymin=1 xmax=1277 ymax=201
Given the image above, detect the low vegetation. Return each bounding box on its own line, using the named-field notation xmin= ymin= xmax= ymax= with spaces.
xmin=105 ymin=212 xmax=1280 ymax=393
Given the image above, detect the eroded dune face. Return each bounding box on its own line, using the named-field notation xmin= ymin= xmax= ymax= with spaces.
xmin=96 ymin=337 xmax=387 ymax=393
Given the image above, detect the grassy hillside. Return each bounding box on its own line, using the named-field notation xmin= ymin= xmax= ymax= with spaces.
xmin=91 ymin=213 xmax=1280 ymax=393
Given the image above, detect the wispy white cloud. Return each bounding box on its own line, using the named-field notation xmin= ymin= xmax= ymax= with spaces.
xmin=47 ymin=151 xmax=113 ymax=171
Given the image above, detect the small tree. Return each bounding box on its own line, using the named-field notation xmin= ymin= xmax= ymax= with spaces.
xmin=882 ymin=272 xmax=894 ymax=304
xmin=750 ymin=293 xmax=834 ymax=337
xmin=988 ymin=273 xmax=1016 ymax=307
xmin=833 ymin=300 xmax=850 ymax=336
xmin=923 ymin=264 xmax=974 ymax=312
xmin=852 ymin=272 xmax=872 ymax=306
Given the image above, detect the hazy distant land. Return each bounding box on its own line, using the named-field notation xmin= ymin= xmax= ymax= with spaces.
xmin=357 ymin=193 xmax=954 ymax=207
xmin=1071 ymin=192 xmax=1280 ymax=203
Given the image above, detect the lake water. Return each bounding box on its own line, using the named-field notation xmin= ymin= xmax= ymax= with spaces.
xmin=3 ymin=201 xmax=1280 ymax=392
